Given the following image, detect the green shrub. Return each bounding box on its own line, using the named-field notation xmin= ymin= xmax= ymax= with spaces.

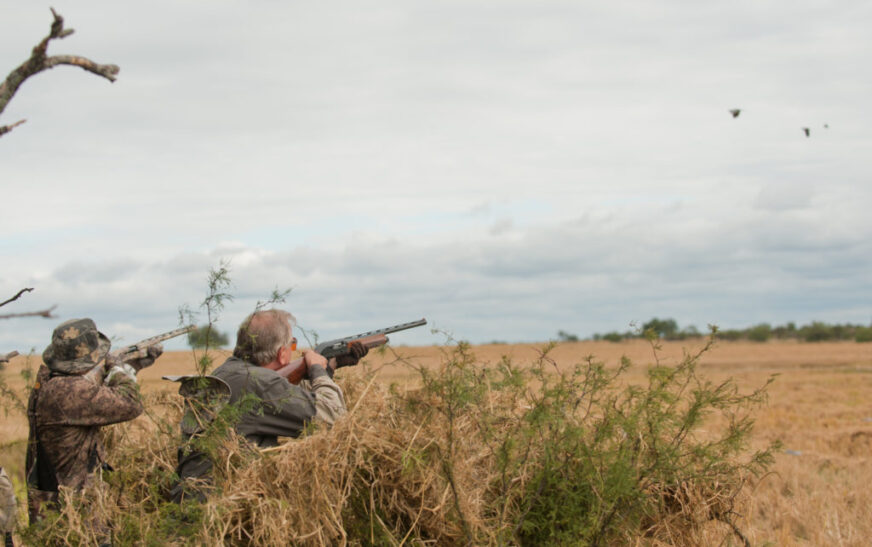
xmin=747 ymin=323 xmax=772 ymax=342
xmin=678 ymin=325 xmax=703 ymax=339
xmin=716 ymin=329 xmax=742 ymax=341
xmin=855 ymin=327 xmax=872 ymax=343
xmin=404 ymin=333 xmax=777 ymax=545
xmin=800 ymin=321 xmax=832 ymax=342
xmin=642 ymin=318 xmax=679 ymax=339
xmin=557 ymin=330 xmax=580 ymax=342
xmin=602 ymin=331 xmax=624 ymax=343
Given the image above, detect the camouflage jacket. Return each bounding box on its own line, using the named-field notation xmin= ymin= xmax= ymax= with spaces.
xmin=211 ymin=356 xmax=347 ymax=447
xmin=26 ymin=365 xmax=143 ymax=491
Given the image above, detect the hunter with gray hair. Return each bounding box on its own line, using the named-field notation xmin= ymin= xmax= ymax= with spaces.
xmin=170 ymin=308 xmax=367 ymax=502
xmin=232 ymin=309 xmax=297 ymax=366
xmin=226 ymin=308 xmax=357 ymax=428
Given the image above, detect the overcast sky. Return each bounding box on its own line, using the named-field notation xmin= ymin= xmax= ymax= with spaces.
xmin=2 ymin=1 xmax=871 ymax=352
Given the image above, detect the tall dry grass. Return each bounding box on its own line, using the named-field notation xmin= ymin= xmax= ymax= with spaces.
xmin=2 ymin=338 xmax=871 ymax=545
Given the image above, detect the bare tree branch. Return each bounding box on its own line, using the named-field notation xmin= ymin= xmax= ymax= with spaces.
xmin=0 ymin=288 xmax=34 ymax=308
xmin=0 ymin=289 xmax=57 ymax=320
xmin=0 ymin=118 xmax=26 ymax=137
xmin=0 ymin=7 xmax=120 ymax=138
xmin=0 ymin=305 xmax=57 ymax=320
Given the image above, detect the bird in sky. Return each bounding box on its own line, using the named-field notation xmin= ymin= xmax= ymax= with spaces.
xmin=729 ymin=109 xmax=741 ymax=118
xmin=823 ymin=123 xmax=829 ymax=129
xmin=802 ymin=127 xmax=811 ymax=137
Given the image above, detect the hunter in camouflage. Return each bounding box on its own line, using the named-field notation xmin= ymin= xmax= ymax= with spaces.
xmin=25 ymin=318 xmax=162 ymax=521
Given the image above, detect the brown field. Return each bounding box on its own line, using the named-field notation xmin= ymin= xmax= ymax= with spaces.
xmin=2 ymin=339 xmax=871 ymax=545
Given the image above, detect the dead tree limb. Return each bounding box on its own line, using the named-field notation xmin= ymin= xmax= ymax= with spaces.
xmin=0 ymin=306 xmax=57 ymax=320
xmin=0 ymin=289 xmax=57 ymax=319
xmin=0 ymin=118 xmax=26 ymax=137
xmin=0 ymin=8 xmax=120 ymax=138
xmin=0 ymin=287 xmax=35 ymax=308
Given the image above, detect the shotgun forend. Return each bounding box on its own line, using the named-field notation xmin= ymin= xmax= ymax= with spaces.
xmin=313 ymin=318 xmax=428 ymax=358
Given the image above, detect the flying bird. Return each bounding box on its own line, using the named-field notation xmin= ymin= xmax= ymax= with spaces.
xmin=823 ymin=123 xmax=829 ymax=129
xmin=729 ymin=109 xmax=741 ymax=118
xmin=802 ymin=127 xmax=810 ymax=137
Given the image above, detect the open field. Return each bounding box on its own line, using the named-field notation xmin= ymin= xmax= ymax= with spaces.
xmin=2 ymin=339 xmax=871 ymax=544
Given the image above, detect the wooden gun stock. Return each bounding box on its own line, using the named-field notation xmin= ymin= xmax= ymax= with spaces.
xmin=277 ymin=334 xmax=389 ymax=385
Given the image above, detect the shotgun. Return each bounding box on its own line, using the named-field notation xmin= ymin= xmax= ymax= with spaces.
xmin=111 ymin=324 xmax=198 ymax=361
xmin=79 ymin=325 xmax=198 ymax=384
xmin=277 ymin=318 xmax=427 ymax=384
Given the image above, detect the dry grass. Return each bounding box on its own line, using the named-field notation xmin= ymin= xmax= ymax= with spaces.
xmin=2 ymin=339 xmax=871 ymax=545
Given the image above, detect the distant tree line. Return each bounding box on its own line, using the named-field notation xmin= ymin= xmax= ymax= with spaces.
xmin=564 ymin=317 xmax=872 ymax=343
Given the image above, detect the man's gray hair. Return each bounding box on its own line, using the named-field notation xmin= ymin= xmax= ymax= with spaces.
xmin=232 ymin=309 xmax=297 ymax=366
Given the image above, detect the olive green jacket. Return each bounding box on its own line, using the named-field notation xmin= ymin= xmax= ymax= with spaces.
xmin=210 ymin=356 xmax=347 ymax=447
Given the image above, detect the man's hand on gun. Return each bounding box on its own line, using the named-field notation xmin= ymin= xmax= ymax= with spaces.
xmin=104 ymin=363 xmax=138 ymax=386
xmin=126 ymin=344 xmax=164 ymax=371
xmin=335 ymin=341 xmax=369 ymax=368
xmin=302 ymin=341 xmax=368 ymax=380
xmin=105 ymin=343 xmax=164 ymax=372
xmin=97 ymin=344 xmax=163 ymax=386
xmin=302 ymin=350 xmax=330 ymax=379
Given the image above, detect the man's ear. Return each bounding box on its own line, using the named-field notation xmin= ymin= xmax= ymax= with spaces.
xmin=276 ymin=344 xmax=292 ymax=366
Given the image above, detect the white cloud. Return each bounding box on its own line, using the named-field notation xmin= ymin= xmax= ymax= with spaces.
xmin=1 ymin=0 xmax=871 ymax=354
xmin=3 ymin=194 xmax=871 ymax=351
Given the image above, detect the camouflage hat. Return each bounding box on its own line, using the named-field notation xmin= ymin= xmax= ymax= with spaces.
xmin=42 ymin=318 xmax=111 ymax=375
